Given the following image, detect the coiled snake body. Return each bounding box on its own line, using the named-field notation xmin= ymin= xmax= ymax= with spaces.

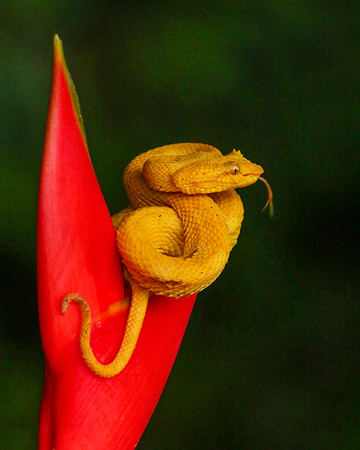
xmin=62 ymin=143 xmax=265 ymax=377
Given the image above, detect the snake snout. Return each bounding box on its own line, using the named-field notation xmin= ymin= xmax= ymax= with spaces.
xmin=240 ymin=163 xmax=263 ymax=177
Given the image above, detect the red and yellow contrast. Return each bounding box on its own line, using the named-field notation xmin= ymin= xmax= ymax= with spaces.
xmin=37 ymin=35 xmax=196 ymax=450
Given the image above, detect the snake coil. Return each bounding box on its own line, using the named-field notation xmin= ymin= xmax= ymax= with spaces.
xmin=62 ymin=143 xmax=266 ymax=377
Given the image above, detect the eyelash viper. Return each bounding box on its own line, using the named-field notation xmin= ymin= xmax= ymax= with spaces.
xmin=62 ymin=143 xmax=270 ymax=377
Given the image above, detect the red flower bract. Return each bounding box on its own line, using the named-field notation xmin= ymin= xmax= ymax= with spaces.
xmin=37 ymin=35 xmax=196 ymax=450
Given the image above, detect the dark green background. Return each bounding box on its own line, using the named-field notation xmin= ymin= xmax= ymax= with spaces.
xmin=1 ymin=1 xmax=359 ymax=449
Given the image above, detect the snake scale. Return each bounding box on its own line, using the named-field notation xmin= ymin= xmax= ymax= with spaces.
xmin=62 ymin=143 xmax=269 ymax=377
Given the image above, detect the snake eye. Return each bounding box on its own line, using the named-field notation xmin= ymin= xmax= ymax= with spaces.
xmin=230 ymin=166 xmax=240 ymax=175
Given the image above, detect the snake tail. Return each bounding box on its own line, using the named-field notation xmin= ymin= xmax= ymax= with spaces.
xmin=62 ymin=280 xmax=148 ymax=378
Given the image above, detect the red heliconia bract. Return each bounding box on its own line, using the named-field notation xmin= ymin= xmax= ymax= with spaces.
xmin=37 ymin=34 xmax=196 ymax=450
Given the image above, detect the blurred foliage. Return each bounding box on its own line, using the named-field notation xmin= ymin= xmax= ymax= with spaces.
xmin=1 ymin=0 xmax=360 ymax=449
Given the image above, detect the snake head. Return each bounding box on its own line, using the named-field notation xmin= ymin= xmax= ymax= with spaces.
xmin=221 ymin=149 xmax=264 ymax=188
xmin=171 ymin=149 xmax=264 ymax=194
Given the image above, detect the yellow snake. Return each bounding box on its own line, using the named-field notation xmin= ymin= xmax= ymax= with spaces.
xmin=62 ymin=143 xmax=268 ymax=377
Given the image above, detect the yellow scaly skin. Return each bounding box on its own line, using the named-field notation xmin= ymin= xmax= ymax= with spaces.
xmin=62 ymin=143 xmax=264 ymax=377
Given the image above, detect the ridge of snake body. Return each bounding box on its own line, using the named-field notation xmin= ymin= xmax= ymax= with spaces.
xmin=62 ymin=143 xmax=264 ymax=377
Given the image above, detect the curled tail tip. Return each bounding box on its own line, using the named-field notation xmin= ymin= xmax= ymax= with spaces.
xmin=61 ymin=296 xmax=72 ymax=314
xmin=61 ymin=293 xmax=85 ymax=314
